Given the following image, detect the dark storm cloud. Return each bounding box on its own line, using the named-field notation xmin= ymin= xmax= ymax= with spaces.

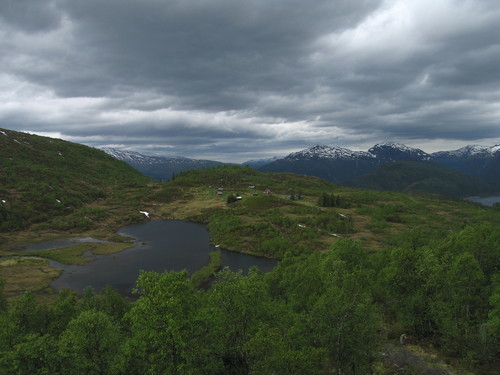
xmin=51 ymin=0 xmax=380 ymax=99
xmin=0 ymin=0 xmax=62 ymax=33
xmin=1 ymin=0 xmax=499 ymax=161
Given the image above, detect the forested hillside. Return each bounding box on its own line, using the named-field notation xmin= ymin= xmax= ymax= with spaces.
xmin=347 ymin=161 xmax=498 ymax=198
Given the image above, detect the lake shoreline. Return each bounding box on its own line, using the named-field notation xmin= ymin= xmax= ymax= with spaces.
xmin=40 ymin=220 xmax=276 ymax=296
xmin=464 ymin=195 xmax=500 ymax=207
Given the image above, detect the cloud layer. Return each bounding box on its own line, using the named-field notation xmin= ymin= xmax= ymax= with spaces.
xmin=1 ymin=0 xmax=499 ymax=161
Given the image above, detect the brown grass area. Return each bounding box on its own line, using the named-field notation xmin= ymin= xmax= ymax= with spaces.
xmin=157 ymin=196 xmax=227 ymax=219
xmin=348 ymin=215 xmax=387 ymax=249
xmin=0 ymin=257 xmax=61 ymax=299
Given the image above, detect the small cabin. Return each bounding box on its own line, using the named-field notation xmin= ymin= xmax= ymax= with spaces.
xmin=216 ymin=191 xmax=223 ymax=196
xmin=263 ymin=189 xmax=271 ymax=195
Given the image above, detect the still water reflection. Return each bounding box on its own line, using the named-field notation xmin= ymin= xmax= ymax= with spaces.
xmin=47 ymin=220 xmax=276 ymax=296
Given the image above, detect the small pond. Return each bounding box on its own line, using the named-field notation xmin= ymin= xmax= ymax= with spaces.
xmin=43 ymin=220 xmax=276 ymax=296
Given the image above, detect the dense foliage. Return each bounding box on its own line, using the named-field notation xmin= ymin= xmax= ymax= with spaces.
xmin=1 ymin=222 xmax=498 ymax=374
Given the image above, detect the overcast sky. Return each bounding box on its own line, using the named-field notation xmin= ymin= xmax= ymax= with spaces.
xmin=1 ymin=0 xmax=500 ymax=162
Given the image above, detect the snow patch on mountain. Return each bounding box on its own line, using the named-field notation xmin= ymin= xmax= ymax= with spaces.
xmin=286 ymin=145 xmax=375 ymax=160
xmin=491 ymin=144 xmax=500 ymax=154
xmin=370 ymin=141 xmax=426 ymax=154
xmin=101 ymin=148 xmax=188 ymax=165
xmin=242 ymin=156 xmax=281 ymax=167
xmin=432 ymin=144 xmax=500 ymax=158
xmin=368 ymin=142 xmax=431 ymax=161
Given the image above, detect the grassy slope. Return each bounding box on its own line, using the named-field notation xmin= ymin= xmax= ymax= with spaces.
xmin=0 ymin=128 xmax=151 ymax=234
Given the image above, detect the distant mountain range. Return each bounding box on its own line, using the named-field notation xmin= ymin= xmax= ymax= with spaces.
xmin=258 ymin=142 xmax=431 ymax=182
xmin=102 ymin=142 xmax=500 ymax=198
xmin=431 ymin=144 xmax=500 ymax=184
xmin=258 ymin=142 xmax=500 ymax=198
xmin=101 ymin=148 xmax=225 ymax=181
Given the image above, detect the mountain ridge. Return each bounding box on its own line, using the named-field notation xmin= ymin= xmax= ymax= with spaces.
xmin=259 ymin=142 xmax=500 ymax=195
xmin=102 ymin=141 xmax=500 ymax=195
xmin=101 ymin=148 xmax=225 ymax=181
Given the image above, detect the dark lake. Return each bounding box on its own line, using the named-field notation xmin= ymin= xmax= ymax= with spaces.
xmin=47 ymin=220 xmax=277 ymax=296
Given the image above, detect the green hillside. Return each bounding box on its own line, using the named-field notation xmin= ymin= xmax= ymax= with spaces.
xmin=347 ymin=161 xmax=498 ymax=198
xmin=0 ymin=128 xmax=150 ymax=232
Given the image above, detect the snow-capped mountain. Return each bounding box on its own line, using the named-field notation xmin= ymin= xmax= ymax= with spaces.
xmin=102 ymin=148 xmax=188 ymax=166
xmin=260 ymin=144 xmax=382 ymax=183
xmin=259 ymin=142 xmax=500 ymax=185
xmin=432 ymin=144 xmax=500 ymax=159
xmin=431 ymin=144 xmax=500 ymax=183
xmin=282 ymin=142 xmax=429 ymax=162
xmin=368 ymin=142 xmax=431 ymax=162
xmin=242 ymin=156 xmax=281 ymax=168
xmin=101 ymin=148 xmax=224 ymax=180
xmin=286 ymin=145 xmax=375 ymax=160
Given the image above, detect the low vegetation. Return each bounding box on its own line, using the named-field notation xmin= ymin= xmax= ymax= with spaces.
xmin=190 ymin=250 xmax=222 ymax=287
xmin=0 ymin=128 xmax=150 ymax=233
xmin=23 ymin=242 xmax=135 ymax=265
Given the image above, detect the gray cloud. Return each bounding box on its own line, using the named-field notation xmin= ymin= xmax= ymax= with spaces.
xmin=1 ymin=0 xmax=499 ymax=162
xmin=0 ymin=0 xmax=62 ymax=33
